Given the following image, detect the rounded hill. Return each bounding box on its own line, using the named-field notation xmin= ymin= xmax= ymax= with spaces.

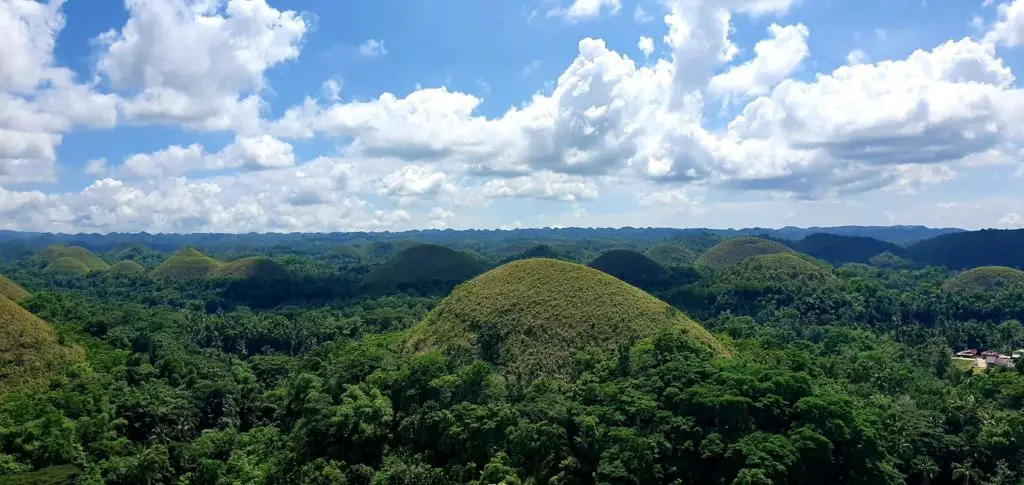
xmin=0 ymin=295 xmax=84 ymax=395
xmin=716 ymin=253 xmax=835 ymax=289
xmin=152 ymin=248 xmax=223 ymax=281
xmin=0 ymin=274 xmax=30 ymax=301
xmin=365 ymin=244 xmax=487 ymax=285
xmin=645 ymin=244 xmax=697 ymax=267
xmin=589 ymin=249 xmax=668 ymax=287
xmin=694 ymin=237 xmax=795 ymax=271
xmin=213 ymin=256 xmax=291 ymax=280
xmin=32 ymin=245 xmax=110 ymax=271
xmin=941 ymin=266 xmax=1024 ymax=293
xmin=406 ymin=258 xmax=726 ymax=381
xmin=43 ymin=257 xmax=92 ymax=277
xmin=109 ymin=260 xmax=147 ymax=275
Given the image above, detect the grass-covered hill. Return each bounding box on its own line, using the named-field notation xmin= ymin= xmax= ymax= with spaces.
xmin=108 ymin=260 xmax=147 ymax=275
xmin=645 ymin=244 xmax=697 ymax=267
xmin=501 ymin=244 xmax=580 ymax=264
xmin=152 ymin=248 xmax=223 ymax=281
xmin=406 ymin=258 xmax=726 ymax=381
xmin=715 ymin=253 xmax=835 ymax=289
xmin=43 ymin=257 xmax=92 ymax=277
xmin=0 ymin=274 xmax=30 ymax=301
xmin=212 ymin=256 xmax=291 ymax=280
xmin=694 ymin=237 xmax=795 ymax=271
xmin=364 ymin=244 xmax=487 ymax=285
xmin=906 ymin=229 xmax=1024 ymax=270
xmin=32 ymin=244 xmax=110 ymax=271
xmin=0 ymin=295 xmax=84 ymax=395
xmin=792 ymin=233 xmax=903 ymax=265
xmin=589 ymin=249 xmax=669 ymax=287
xmin=941 ymin=266 xmax=1024 ymax=293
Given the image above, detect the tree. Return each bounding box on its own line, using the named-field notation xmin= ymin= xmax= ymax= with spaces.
xmin=952 ymin=460 xmax=983 ymax=485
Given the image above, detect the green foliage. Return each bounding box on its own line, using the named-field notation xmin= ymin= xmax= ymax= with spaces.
xmin=645 ymin=243 xmax=697 ymax=267
xmin=213 ymin=256 xmax=292 ymax=280
xmin=0 ymin=464 xmax=81 ymax=484
xmin=364 ymin=244 xmax=487 ymax=286
xmin=407 ymin=258 xmax=726 ymax=381
xmin=31 ymin=245 xmax=109 ymax=271
xmin=0 ymin=274 xmax=30 ymax=301
xmin=589 ymin=249 xmax=668 ymax=288
xmin=107 ymin=261 xmax=146 ymax=275
xmin=42 ymin=257 xmax=91 ymax=277
xmin=0 ymin=295 xmax=84 ymax=396
xmin=694 ymin=237 xmax=795 ymax=271
xmin=942 ymin=266 xmax=1024 ymax=293
xmin=151 ymin=248 xmax=223 ymax=281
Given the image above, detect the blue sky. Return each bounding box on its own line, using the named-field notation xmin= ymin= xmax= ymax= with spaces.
xmin=2 ymin=0 xmax=1024 ymax=233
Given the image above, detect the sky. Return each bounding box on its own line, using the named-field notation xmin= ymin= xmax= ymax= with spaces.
xmin=2 ymin=0 xmax=1024 ymax=233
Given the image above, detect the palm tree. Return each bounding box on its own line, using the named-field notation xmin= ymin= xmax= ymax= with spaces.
xmin=911 ymin=457 xmax=940 ymax=485
xmin=952 ymin=459 xmax=983 ymax=485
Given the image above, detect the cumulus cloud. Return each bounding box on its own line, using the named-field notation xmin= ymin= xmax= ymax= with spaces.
xmin=634 ymin=5 xmax=653 ymax=23
xmin=93 ymin=0 xmax=307 ymax=132
xmin=709 ymin=23 xmax=810 ymax=97
xmin=120 ymin=135 xmax=295 ymax=179
xmin=548 ymin=0 xmax=622 ymax=21
xmin=481 ymin=172 xmax=599 ymax=202
xmin=638 ymin=36 xmax=655 ymax=58
xmin=84 ymin=159 xmax=108 ymax=176
xmin=358 ymin=39 xmax=387 ymax=58
xmin=986 ymin=0 xmax=1024 ymax=46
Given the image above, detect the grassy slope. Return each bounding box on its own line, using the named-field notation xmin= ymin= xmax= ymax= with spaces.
xmin=32 ymin=245 xmax=110 ymax=271
xmin=152 ymin=248 xmax=223 ymax=281
xmin=0 ymin=274 xmax=30 ymax=301
xmin=589 ymin=249 xmax=668 ymax=285
xmin=406 ymin=258 xmax=726 ymax=381
xmin=941 ymin=266 xmax=1024 ymax=293
xmin=109 ymin=260 xmax=147 ymax=275
xmin=365 ymin=244 xmax=487 ymax=284
xmin=716 ymin=253 xmax=835 ymax=288
xmin=212 ymin=256 xmax=291 ymax=280
xmin=43 ymin=257 xmax=92 ymax=277
xmin=694 ymin=237 xmax=795 ymax=271
xmin=0 ymin=295 xmax=84 ymax=395
xmin=645 ymin=244 xmax=697 ymax=267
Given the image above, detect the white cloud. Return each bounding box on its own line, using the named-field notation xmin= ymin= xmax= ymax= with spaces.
xmin=986 ymin=0 xmax=1024 ymax=46
xmin=84 ymin=159 xmax=108 ymax=176
xmin=321 ymin=79 xmax=342 ymax=102
xmin=358 ymin=39 xmax=387 ymax=58
xmin=634 ymin=5 xmax=653 ymax=23
xmin=428 ymin=207 xmax=455 ymax=228
xmin=638 ymin=36 xmax=655 ymax=58
xmin=377 ymin=164 xmax=454 ymax=200
xmin=120 ymin=135 xmax=295 ymax=179
xmin=1000 ymin=212 xmax=1024 ymax=227
xmin=481 ymin=172 xmax=598 ymax=202
xmin=847 ymin=49 xmax=869 ymax=65
xmin=522 ymin=60 xmax=543 ymax=76
xmin=94 ymin=0 xmax=307 ymax=132
xmin=549 ymin=0 xmax=622 ymax=21
xmin=709 ymin=23 xmax=810 ymax=97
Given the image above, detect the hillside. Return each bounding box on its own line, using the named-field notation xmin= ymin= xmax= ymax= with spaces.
xmin=645 ymin=244 xmax=697 ymax=267
xmin=792 ymin=233 xmax=903 ymax=265
xmin=906 ymin=229 xmax=1024 ymax=269
xmin=589 ymin=249 xmax=669 ymax=287
xmin=694 ymin=237 xmax=795 ymax=271
xmin=213 ymin=256 xmax=291 ymax=280
xmin=32 ymin=244 xmax=110 ymax=271
xmin=716 ymin=253 xmax=835 ymax=289
xmin=0 ymin=295 xmax=84 ymax=395
xmin=151 ymin=248 xmax=223 ymax=281
xmin=406 ymin=258 xmax=726 ymax=381
xmin=0 ymin=274 xmax=30 ymax=301
xmin=108 ymin=260 xmax=146 ymax=275
xmin=43 ymin=257 xmax=92 ymax=277
xmin=941 ymin=266 xmax=1024 ymax=293
xmin=364 ymin=244 xmax=487 ymax=285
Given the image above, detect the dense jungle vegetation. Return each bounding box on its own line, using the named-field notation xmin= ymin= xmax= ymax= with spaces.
xmin=3 ymin=228 xmax=1024 ymax=484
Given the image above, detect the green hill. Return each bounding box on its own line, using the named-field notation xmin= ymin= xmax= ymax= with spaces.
xmin=792 ymin=233 xmax=902 ymax=265
xmin=213 ymin=256 xmax=291 ymax=280
xmin=43 ymin=257 xmax=92 ymax=277
xmin=364 ymin=244 xmax=487 ymax=285
xmin=406 ymin=258 xmax=726 ymax=381
xmin=0 ymin=295 xmax=84 ymax=395
xmin=0 ymin=274 xmax=30 ymax=301
xmin=152 ymin=248 xmax=223 ymax=281
xmin=109 ymin=260 xmax=146 ymax=275
xmin=645 ymin=244 xmax=697 ymax=267
xmin=31 ymin=244 xmax=109 ymax=271
xmin=589 ymin=249 xmax=668 ymax=287
xmin=941 ymin=266 xmax=1024 ymax=293
xmin=694 ymin=237 xmax=795 ymax=271
xmin=715 ymin=253 xmax=835 ymax=289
